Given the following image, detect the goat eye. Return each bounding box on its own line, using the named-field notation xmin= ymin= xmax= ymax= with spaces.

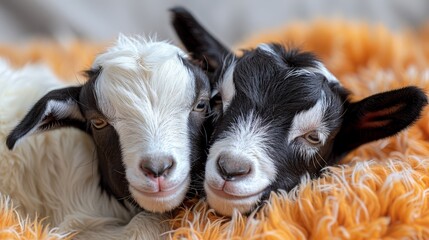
xmin=212 ymin=93 xmax=222 ymax=106
xmin=304 ymin=131 xmax=321 ymax=145
xmin=193 ymin=99 xmax=208 ymax=112
xmin=210 ymin=93 xmax=223 ymax=113
xmin=91 ymin=118 xmax=108 ymax=129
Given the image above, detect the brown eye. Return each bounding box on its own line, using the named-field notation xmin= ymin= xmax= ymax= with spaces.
xmin=91 ymin=118 xmax=108 ymax=129
xmin=304 ymin=131 xmax=321 ymax=145
xmin=193 ymin=99 xmax=208 ymax=112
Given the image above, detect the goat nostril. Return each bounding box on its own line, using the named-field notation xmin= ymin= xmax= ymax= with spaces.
xmin=140 ymin=162 xmax=156 ymax=178
xmin=216 ymin=154 xmax=251 ymax=181
xmin=217 ymin=158 xmax=229 ymax=179
xmin=140 ymin=155 xmax=175 ymax=178
xmin=163 ymin=157 xmax=174 ymax=172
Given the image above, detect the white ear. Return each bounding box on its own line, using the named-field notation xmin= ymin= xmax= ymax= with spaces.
xmin=6 ymin=86 xmax=85 ymax=149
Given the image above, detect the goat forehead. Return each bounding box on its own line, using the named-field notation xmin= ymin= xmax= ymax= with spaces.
xmin=218 ymin=46 xmax=343 ymax=109
xmin=257 ymin=43 xmax=339 ymax=83
xmin=216 ymin=67 xmax=344 ymax=136
xmin=92 ymin=40 xmax=198 ymax=120
xmin=231 ymin=67 xmax=325 ymax=110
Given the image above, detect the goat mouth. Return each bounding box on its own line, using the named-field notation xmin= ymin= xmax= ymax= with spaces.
xmin=131 ymin=185 xmax=182 ymax=198
xmin=205 ymin=183 xmax=263 ymax=216
xmin=130 ymin=176 xmax=189 ymax=199
xmin=206 ymin=184 xmax=262 ymax=201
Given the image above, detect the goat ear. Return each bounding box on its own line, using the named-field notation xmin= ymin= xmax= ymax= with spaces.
xmin=6 ymin=86 xmax=86 ymax=150
xmin=334 ymin=86 xmax=427 ymax=154
xmin=170 ymin=7 xmax=232 ymax=73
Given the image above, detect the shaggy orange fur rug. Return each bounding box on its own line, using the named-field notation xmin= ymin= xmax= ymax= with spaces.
xmin=1 ymin=20 xmax=429 ymax=239
xmin=0 ymin=194 xmax=70 ymax=239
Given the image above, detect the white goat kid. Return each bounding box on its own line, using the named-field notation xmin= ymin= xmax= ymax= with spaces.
xmin=2 ymin=35 xmax=210 ymax=239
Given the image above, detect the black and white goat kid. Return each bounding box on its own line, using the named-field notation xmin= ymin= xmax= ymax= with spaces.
xmin=171 ymin=8 xmax=428 ymax=216
xmin=4 ymin=35 xmax=210 ymax=238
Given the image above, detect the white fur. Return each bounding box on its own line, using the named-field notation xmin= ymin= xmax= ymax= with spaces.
xmin=44 ymin=100 xmax=84 ymax=120
xmin=314 ymin=62 xmax=339 ymax=83
xmin=258 ymin=44 xmax=339 ymax=83
xmin=288 ymin=62 xmax=339 ymax=83
xmin=287 ymin=62 xmax=341 ymax=85
xmin=217 ymin=62 xmax=236 ymax=112
xmin=288 ymin=92 xmax=331 ymax=161
xmin=0 ymin=62 xmax=168 ymax=239
xmin=257 ymin=43 xmax=277 ymax=56
xmin=94 ymin=35 xmax=196 ymax=212
xmin=204 ymin=111 xmax=276 ymax=216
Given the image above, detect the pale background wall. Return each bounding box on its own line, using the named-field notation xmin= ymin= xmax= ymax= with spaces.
xmin=0 ymin=0 xmax=428 ymax=46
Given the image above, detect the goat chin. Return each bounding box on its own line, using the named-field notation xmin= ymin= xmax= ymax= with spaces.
xmin=0 ymin=62 xmax=168 ymax=239
xmin=131 ymin=176 xmax=190 ymax=213
xmin=205 ymin=182 xmax=263 ymax=216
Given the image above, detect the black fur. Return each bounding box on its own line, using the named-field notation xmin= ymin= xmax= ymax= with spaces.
xmin=171 ymin=7 xmax=428 ymax=215
xmin=6 ymin=86 xmax=85 ymax=149
xmin=211 ymin=47 xmax=347 ymax=200
xmin=171 ymin=6 xmax=230 ymax=74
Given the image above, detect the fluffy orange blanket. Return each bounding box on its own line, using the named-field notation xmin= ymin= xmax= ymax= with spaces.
xmin=1 ymin=20 xmax=429 ymax=239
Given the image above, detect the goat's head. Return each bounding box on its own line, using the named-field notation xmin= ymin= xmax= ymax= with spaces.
xmin=171 ymin=7 xmax=428 ymax=216
xmin=6 ymin=35 xmax=210 ymax=213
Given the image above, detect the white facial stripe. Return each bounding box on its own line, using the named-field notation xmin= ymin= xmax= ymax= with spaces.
xmin=93 ymin=36 xmax=195 ymax=211
xmin=257 ymin=43 xmax=277 ymax=56
xmin=205 ymin=112 xmax=276 ymax=215
xmin=217 ymin=62 xmax=236 ymax=112
xmin=285 ymin=63 xmax=339 ymax=85
xmin=314 ymin=62 xmax=339 ymax=83
xmin=206 ymin=112 xmax=276 ymax=192
xmin=288 ymin=62 xmax=339 ymax=84
xmin=258 ymin=44 xmax=339 ymax=85
xmin=288 ymin=92 xmax=330 ymax=160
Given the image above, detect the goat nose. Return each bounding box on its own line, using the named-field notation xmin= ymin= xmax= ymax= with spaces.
xmin=217 ymin=154 xmax=252 ymax=181
xmin=140 ymin=155 xmax=175 ymax=178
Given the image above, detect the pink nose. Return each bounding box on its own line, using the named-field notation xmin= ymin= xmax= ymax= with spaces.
xmin=140 ymin=155 xmax=175 ymax=178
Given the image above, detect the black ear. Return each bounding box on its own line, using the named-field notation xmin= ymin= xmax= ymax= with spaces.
xmin=334 ymin=86 xmax=428 ymax=154
xmin=6 ymin=86 xmax=86 ymax=150
xmin=170 ymin=7 xmax=233 ymax=73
